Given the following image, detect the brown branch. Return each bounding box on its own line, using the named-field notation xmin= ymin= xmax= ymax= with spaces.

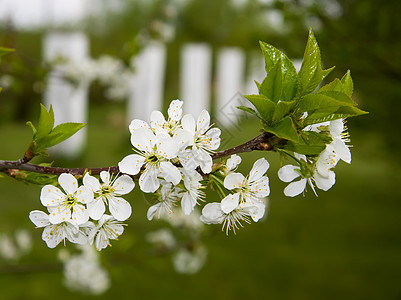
xmin=0 ymin=131 xmax=276 ymax=177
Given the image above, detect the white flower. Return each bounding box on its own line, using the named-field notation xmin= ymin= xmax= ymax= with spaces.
xmin=62 ymin=244 xmax=110 ymax=295
xmin=83 ymin=171 xmax=134 ymax=221
xmin=305 ymin=119 xmax=351 ymax=164
xmin=200 ymin=193 xmax=265 ymax=234
xmin=181 ymin=169 xmax=205 ymax=215
xmin=179 ymin=110 xmax=221 ymax=173
xmin=172 ymin=245 xmax=208 ymax=274
xmin=226 ymin=154 xmax=242 ymax=171
xmin=328 ymin=119 xmax=351 ymax=164
xmin=146 ymin=229 xmax=176 ymax=249
xmin=29 ymin=210 xmax=87 ymax=248
xmin=224 ymin=158 xmax=270 ymax=204
xmin=150 ymin=100 xmax=184 ymax=136
xmin=278 ymin=156 xmax=336 ymax=197
xmin=147 ymin=183 xmax=182 ymax=221
xmin=118 ymin=127 xmax=181 ymax=193
xmin=87 ymin=215 xmax=125 ymax=251
xmin=40 ymin=173 xmax=94 ymax=225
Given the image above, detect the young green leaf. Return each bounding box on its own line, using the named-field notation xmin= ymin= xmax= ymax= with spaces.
xmin=35 ymin=122 xmax=86 ymax=151
xmin=259 ymin=41 xmax=298 ymax=101
xmin=341 ymin=70 xmax=353 ymax=97
xmin=0 ymin=47 xmax=14 ymax=58
xmin=298 ymin=28 xmax=324 ymax=96
xmin=35 ymin=104 xmax=55 ymax=139
xmin=272 ymin=100 xmax=295 ymax=123
xmin=244 ymin=94 xmax=276 ymax=124
xmin=264 ymin=116 xmax=298 ymax=142
xmin=283 ymin=131 xmax=332 ymax=155
xmin=237 ymin=106 xmax=261 ymax=119
xmin=259 ymin=59 xmax=283 ymax=103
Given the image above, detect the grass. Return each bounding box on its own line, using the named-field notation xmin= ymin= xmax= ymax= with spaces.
xmin=0 ymin=101 xmax=400 ymax=299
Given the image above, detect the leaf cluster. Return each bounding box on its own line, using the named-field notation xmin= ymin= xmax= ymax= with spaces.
xmin=239 ymin=28 xmax=367 ymax=155
xmin=26 ymin=104 xmax=86 ymax=157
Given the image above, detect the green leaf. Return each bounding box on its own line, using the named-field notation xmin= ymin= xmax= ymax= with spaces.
xmin=305 ymin=105 xmax=368 ymax=125
xmin=0 ymin=47 xmax=14 ymax=58
xmin=283 ymin=131 xmax=332 ymax=155
xmin=264 ymin=116 xmax=298 ymax=142
xmin=244 ymin=94 xmax=276 ymax=124
xmin=298 ymin=28 xmax=326 ymax=96
xmin=259 ymin=59 xmax=283 ymax=102
xmin=272 ymin=100 xmax=295 ymax=123
xmin=259 ymin=41 xmax=298 ymax=101
xmin=341 ymin=70 xmax=353 ymax=97
xmin=36 ymin=122 xmax=86 ymax=151
xmin=237 ymin=106 xmax=261 ymax=119
xmin=35 ymin=104 xmax=55 ymax=139
xmin=317 ymin=91 xmax=356 ymax=105
xmin=26 ymin=121 xmax=37 ymax=137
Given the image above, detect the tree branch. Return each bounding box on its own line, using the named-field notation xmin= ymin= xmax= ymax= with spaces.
xmin=0 ymin=131 xmax=276 ymax=177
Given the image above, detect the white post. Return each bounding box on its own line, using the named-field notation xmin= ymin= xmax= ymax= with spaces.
xmin=215 ymin=47 xmax=246 ymax=127
xmin=127 ymin=41 xmax=166 ymax=123
xmin=180 ymin=43 xmax=212 ymax=118
xmin=43 ymin=31 xmax=89 ymax=158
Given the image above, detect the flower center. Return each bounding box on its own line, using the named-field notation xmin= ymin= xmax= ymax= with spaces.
xmin=64 ymin=194 xmax=77 ymax=208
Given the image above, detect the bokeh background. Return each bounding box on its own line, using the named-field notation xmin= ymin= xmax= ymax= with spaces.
xmin=0 ymin=0 xmax=400 ymax=299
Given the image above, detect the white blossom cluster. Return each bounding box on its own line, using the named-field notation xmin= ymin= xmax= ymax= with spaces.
xmin=55 ymin=55 xmax=134 ymax=101
xmin=118 ymin=100 xmax=270 ymax=234
xmin=59 ymin=244 xmax=110 ymax=295
xmin=0 ymin=229 xmax=32 ymax=261
xmin=278 ymin=119 xmax=352 ymax=196
xmin=119 ymin=99 xmax=220 ymax=217
xmin=29 ymin=171 xmax=134 ymax=250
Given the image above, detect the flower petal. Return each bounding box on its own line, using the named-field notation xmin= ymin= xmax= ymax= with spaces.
xmin=224 ymin=173 xmax=245 ymax=190
xmin=71 ymin=204 xmax=89 ymax=225
xmin=197 ymin=109 xmax=210 ymax=133
xmin=249 ymin=176 xmax=270 ymax=198
xmin=249 ymin=158 xmax=270 ymax=182
xmin=278 ymin=165 xmax=301 ymax=182
xmin=139 ymin=167 xmax=160 ymax=193
xmin=42 ymin=224 xmax=64 ymax=248
xmin=200 ymin=203 xmax=224 ymax=224
xmin=129 ymin=119 xmax=150 ymax=134
xmin=160 ymin=162 xmax=182 ymax=185
xmin=112 ymin=175 xmax=135 ymax=195
xmin=109 ymin=196 xmax=132 ymax=221
xmin=48 ymin=205 xmax=71 ymax=224
xmin=130 ymin=127 xmax=155 ymax=151
xmin=100 ymin=171 xmax=110 ymax=185
xmin=150 ymin=110 xmax=166 ymax=134
xmin=168 ymin=99 xmax=183 ymax=122
xmin=314 ymin=170 xmax=336 ymax=191
xmin=181 ymin=192 xmax=197 ymax=215
xmin=147 ymin=203 xmax=161 ymax=221
xmin=284 ymin=178 xmax=307 ymax=197
xmin=76 ymin=185 xmax=94 ymax=204
xmin=118 ymin=154 xmax=145 ymax=175
xmin=221 ymin=193 xmax=240 ymax=214
xmin=58 ymin=173 xmax=78 ymax=195
xmin=83 ymin=173 xmax=101 ymax=192
xmin=40 ymin=185 xmax=65 ymax=207
xmin=87 ymin=198 xmax=106 ymax=220
xmin=29 ymin=210 xmax=50 ymax=228
xmin=181 ymin=114 xmax=196 ymax=135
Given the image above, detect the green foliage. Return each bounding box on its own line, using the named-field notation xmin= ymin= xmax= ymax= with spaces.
xmin=0 ymin=46 xmax=14 ymax=58
xmin=26 ymin=104 xmax=85 ymax=155
xmin=240 ymin=29 xmax=368 ymax=152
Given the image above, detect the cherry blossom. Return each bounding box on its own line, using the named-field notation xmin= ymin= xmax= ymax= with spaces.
xmin=118 ymin=127 xmax=181 ymax=193
xmin=83 ymin=171 xmax=134 ymax=221
xmin=40 ymin=173 xmax=94 ymax=225
xmin=29 ymin=210 xmax=87 ymax=248
xmin=179 ymin=110 xmax=221 ymax=173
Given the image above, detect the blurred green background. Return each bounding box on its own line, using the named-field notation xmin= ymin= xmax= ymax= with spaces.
xmin=1 ymin=0 xmax=401 ymax=299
